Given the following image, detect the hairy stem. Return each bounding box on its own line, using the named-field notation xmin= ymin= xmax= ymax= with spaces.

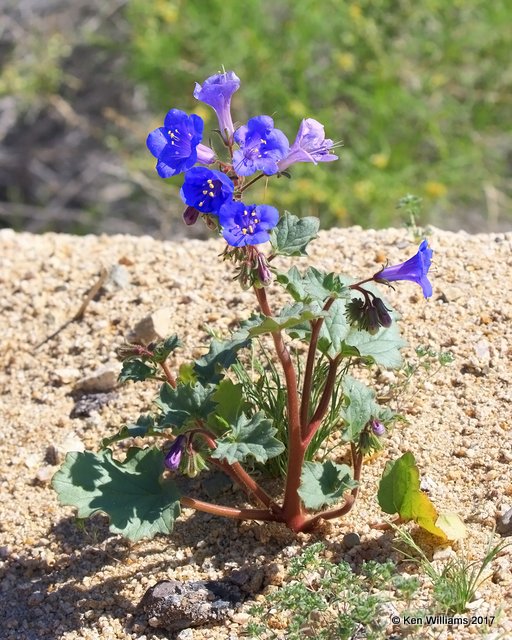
xmin=160 ymin=361 xmax=177 ymax=388
xmin=239 ymin=172 xmax=265 ymax=193
xmin=303 ymin=356 xmax=340 ymax=447
xmin=180 ymin=496 xmax=279 ymax=522
xmin=254 ymin=285 xmax=304 ymax=525
xmin=300 ymin=297 xmax=335 ymax=429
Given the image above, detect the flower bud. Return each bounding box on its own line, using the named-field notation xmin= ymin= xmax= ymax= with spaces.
xmin=256 ymin=253 xmax=273 ymax=286
xmin=373 ymin=297 xmax=392 ymax=328
xmin=183 ymin=206 xmax=200 ymax=226
xmin=371 ymin=419 xmax=386 ymax=437
xmin=164 ymin=435 xmax=186 ymax=471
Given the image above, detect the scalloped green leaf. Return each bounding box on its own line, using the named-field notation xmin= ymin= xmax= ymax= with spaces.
xmin=270 ymin=211 xmax=320 ymax=257
xmin=194 ymin=332 xmax=251 ymax=384
xmin=298 ymin=461 xmax=358 ymax=510
xmin=52 ymin=447 xmax=181 ymax=541
xmin=212 ymin=412 xmax=285 ymax=464
xmin=341 ymin=376 xmax=377 ymax=442
xmin=316 ymin=298 xmax=352 ymax=357
xmin=101 ymin=414 xmax=159 ymax=448
xmin=155 ymin=381 xmax=216 ymax=429
xmin=211 ymin=379 xmax=249 ymax=424
xmin=152 ymin=334 xmax=181 ymax=363
xmin=118 ymin=359 xmax=157 ymax=383
xmin=277 ymin=266 xmax=347 ymax=303
xmin=247 ymin=305 xmax=321 ymax=337
xmin=344 ymin=322 xmax=407 ymax=369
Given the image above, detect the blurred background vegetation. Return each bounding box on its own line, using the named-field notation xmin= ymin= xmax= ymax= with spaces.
xmin=1 ymin=0 xmax=511 ymax=237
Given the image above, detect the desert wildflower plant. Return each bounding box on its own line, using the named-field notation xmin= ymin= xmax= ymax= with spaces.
xmin=53 ymin=71 xmax=460 ymax=542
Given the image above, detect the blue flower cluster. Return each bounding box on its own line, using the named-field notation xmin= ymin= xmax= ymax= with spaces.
xmin=146 ymin=71 xmax=338 ymax=247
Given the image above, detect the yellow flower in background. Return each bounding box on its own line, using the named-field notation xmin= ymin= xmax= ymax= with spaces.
xmin=335 ymin=52 xmax=355 ymax=72
xmin=349 ymin=4 xmax=362 ymax=20
xmin=370 ymin=153 xmax=389 ymax=169
xmin=155 ymin=0 xmax=178 ymax=24
xmin=430 ymin=73 xmax=447 ymax=88
xmin=288 ymin=99 xmax=308 ymax=119
xmin=425 ymin=181 xmax=447 ymax=198
xmin=354 ymin=180 xmax=375 ymax=202
xmin=193 ymin=105 xmax=210 ymax=122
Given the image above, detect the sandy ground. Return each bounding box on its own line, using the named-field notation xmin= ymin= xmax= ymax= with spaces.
xmin=0 ymin=225 xmax=511 ymax=640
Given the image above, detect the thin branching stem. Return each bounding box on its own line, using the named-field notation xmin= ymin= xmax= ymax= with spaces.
xmin=300 ymin=297 xmax=335 ymax=430
xmin=159 ymin=361 xmax=177 ymax=388
xmin=192 ymin=427 xmax=281 ymax=512
xmin=303 ymin=355 xmax=340 ymax=447
xmin=180 ymin=496 xmax=279 ymax=521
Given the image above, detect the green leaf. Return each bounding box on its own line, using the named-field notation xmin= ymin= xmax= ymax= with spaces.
xmin=341 ymin=376 xmax=376 ymax=441
xmin=156 ymin=381 xmax=216 ymax=429
xmin=118 ymin=359 xmax=157 ymax=383
xmin=378 ymin=452 xmax=447 ymax=539
xmin=211 ymin=379 xmax=249 ymax=424
xmin=152 ymin=334 xmax=181 ymax=363
xmin=52 ymin=447 xmax=181 ymax=541
xmin=247 ymin=305 xmax=322 ymax=338
xmin=277 ymin=266 xmax=347 ymax=303
xmin=270 ymin=211 xmax=320 ymax=257
xmin=344 ymin=322 xmax=407 ymax=368
xmin=316 ymin=299 xmax=352 ymax=358
xmin=101 ymin=414 xmax=160 ymax=448
xmin=298 ymin=461 xmax=358 ymax=510
xmin=194 ymin=332 xmax=251 ymax=384
xmin=212 ymin=412 xmax=285 ymax=464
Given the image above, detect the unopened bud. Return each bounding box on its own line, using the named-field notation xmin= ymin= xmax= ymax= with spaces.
xmin=371 ymin=419 xmax=386 ymax=437
xmin=183 ymin=206 xmax=200 ymax=226
xmin=256 ymin=253 xmax=273 ymax=286
xmin=164 ymin=434 xmax=186 ymax=471
xmin=373 ymin=298 xmax=392 ymax=328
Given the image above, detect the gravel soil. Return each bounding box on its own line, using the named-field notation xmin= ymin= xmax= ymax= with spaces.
xmin=0 ymin=226 xmax=511 ymax=640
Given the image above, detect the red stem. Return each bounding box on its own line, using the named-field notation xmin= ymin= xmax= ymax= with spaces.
xmin=180 ymin=496 xmax=279 ymax=522
xmin=300 ymin=297 xmax=335 ymax=431
xmin=303 ymin=356 xmax=340 ymax=447
xmin=192 ymin=427 xmax=281 ymax=512
xmin=253 ymin=286 xmax=304 ymax=528
xmin=160 ymin=362 xmax=177 ymax=388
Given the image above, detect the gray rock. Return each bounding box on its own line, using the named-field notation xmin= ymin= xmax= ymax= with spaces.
xmin=75 ymin=365 xmax=119 ymax=393
xmin=139 ymin=578 xmax=243 ymax=632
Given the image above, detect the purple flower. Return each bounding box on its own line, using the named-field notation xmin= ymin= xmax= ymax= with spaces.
xmin=374 ymin=240 xmax=433 ymax=298
xmin=371 ymin=419 xmax=386 ymax=437
xmin=164 ymin=434 xmax=186 ymax=471
xmin=180 ymin=167 xmax=234 ymax=214
xmin=233 ymin=116 xmax=289 ymax=177
xmin=277 ymin=118 xmax=338 ymax=172
xmin=146 ymin=109 xmax=215 ymax=178
xmin=193 ymin=71 xmax=240 ymax=142
xmin=219 ymin=201 xmax=279 ymax=247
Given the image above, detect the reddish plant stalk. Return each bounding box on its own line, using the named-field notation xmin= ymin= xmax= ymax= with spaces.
xmin=253 ymin=285 xmax=305 ymax=529
xmin=303 ymin=356 xmax=340 ymax=447
xmin=300 ymin=297 xmax=335 ymax=430
xmin=159 ymin=361 xmax=177 ymax=388
xmin=180 ymin=496 xmax=278 ymax=522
